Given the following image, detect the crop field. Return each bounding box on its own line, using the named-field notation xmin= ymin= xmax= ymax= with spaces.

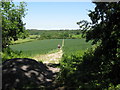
xmin=63 ymin=39 xmax=92 ymax=55
xmin=10 ymin=39 xmax=62 ymax=56
xmin=10 ymin=39 xmax=92 ymax=57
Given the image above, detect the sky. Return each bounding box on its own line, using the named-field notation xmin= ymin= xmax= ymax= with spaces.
xmin=18 ymin=2 xmax=96 ymax=30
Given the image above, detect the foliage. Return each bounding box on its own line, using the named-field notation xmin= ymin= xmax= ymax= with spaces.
xmin=58 ymin=52 xmax=83 ymax=88
xmin=58 ymin=46 xmax=96 ymax=89
xmin=1 ymin=0 xmax=28 ymax=49
xmin=72 ymin=34 xmax=82 ymax=39
xmin=59 ymin=2 xmax=120 ymax=89
xmin=80 ymin=2 xmax=120 ymax=87
xmin=28 ymin=30 xmax=82 ymax=39
xmin=2 ymin=47 xmax=30 ymax=62
xmin=29 ymin=35 xmax=40 ymax=39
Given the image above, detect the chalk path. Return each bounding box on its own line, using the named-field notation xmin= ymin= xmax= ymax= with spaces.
xmin=32 ymin=39 xmax=65 ymax=89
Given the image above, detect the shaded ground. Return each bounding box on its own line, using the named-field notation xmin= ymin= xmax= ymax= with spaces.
xmin=2 ymin=40 xmax=64 ymax=89
xmin=32 ymin=49 xmax=63 ymax=89
xmin=2 ymin=58 xmax=62 ymax=90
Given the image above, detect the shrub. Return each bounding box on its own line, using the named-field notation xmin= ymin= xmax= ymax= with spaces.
xmin=58 ymin=45 xmax=120 ymax=89
xmin=58 ymin=51 xmax=83 ymax=88
xmin=2 ymin=48 xmax=30 ymax=62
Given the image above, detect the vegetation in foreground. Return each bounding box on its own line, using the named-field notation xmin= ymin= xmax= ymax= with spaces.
xmin=2 ymin=0 xmax=120 ymax=89
xmin=1 ymin=1 xmax=28 ymax=49
xmin=58 ymin=2 xmax=120 ymax=89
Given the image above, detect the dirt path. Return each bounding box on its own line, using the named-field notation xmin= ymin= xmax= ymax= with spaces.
xmin=33 ymin=39 xmax=64 ymax=64
xmin=33 ymin=49 xmax=63 ymax=89
xmin=32 ymin=39 xmax=64 ymax=89
xmin=33 ymin=48 xmax=63 ymax=79
xmin=33 ymin=49 xmax=63 ymax=78
xmin=33 ymin=49 xmax=63 ymax=64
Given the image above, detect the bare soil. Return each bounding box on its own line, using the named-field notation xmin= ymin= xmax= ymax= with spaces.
xmin=33 ymin=49 xmax=63 ymax=64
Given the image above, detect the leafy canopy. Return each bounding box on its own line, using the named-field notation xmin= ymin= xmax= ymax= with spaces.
xmin=1 ymin=0 xmax=28 ymax=49
xmin=77 ymin=2 xmax=120 ymax=87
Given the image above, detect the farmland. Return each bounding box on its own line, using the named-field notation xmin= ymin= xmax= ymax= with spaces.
xmin=11 ymin=38 xmax=35 ymax=44
xmin=10 ymin=39 xmax=92 ymax=57
xmin=63 ymin=39 xmax=92 ymax=55
xmin=2 ymin=1 xmax=120 ymax=89
xmin=10 ymin=39 xmax=62 ymax=56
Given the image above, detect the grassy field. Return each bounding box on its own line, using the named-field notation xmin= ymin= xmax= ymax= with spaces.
xmin=63 ymin=39 xmax=92 ymax=55
xmin=10 ymin=39 xmax=92 ymax=57
xmin=72 ymin=34 xmax=82 ymax=39
xmin=11 ymin=35 xmax=40 ymax=45
xmin=10 ymin=39 xmax=62 ymax=56
xmin=11 ymin=38 xmax=35 ymax=44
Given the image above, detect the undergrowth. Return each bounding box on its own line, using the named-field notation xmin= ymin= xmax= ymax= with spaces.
xmin=2 ymin=48 xmax=31 ymax=62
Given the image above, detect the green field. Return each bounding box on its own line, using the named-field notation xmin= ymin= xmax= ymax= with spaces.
xmin=10 ymin=39 xmax=62 ymax=56
xmin=63 ymin=39 xmax=92 ymax=55
xmin=10 ymin=39 xmax=92 ymax=57
xmin=11 ymin=38 xmax=35 ymax=44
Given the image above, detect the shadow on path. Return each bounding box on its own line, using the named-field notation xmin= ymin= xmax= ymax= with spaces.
xmin=2 ymin=58 xmax=60 ymax=90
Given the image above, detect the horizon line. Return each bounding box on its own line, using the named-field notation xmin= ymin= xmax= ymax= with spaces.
xmin=27 ymin=28 xmax=81 ymax=30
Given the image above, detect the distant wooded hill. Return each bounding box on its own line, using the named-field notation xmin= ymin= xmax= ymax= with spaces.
xmin=27 ymin=29 xmax=82 ymax=39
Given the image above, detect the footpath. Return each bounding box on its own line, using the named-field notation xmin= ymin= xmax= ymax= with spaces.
xmin=32 ymin=39 xmax=65 ymax=89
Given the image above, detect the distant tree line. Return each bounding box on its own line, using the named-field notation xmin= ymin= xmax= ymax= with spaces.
xmin=27 ymin=29 xmax=82 ymax=39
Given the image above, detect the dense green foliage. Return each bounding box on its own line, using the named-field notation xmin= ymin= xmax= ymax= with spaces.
xmin=10 ymin=39 xmax=62 ymax=56
xmin=1 ymin=0 xmax=28 ymax=49
xmin=59 ymin=52 xmax=83 ymax=88
xmin=2 ymin=47 xmax=29 ymax=61
xmin=81 ymin=2 xmax=120 ymax=88
xmin=28 ymin=30 xmax=82 ymax=39
xmin=59 ymin=2 xmax=120 ymax=89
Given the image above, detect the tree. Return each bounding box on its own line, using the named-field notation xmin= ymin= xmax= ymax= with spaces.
xmin=77 ymin=2 xmax=120 ymax=88
xmin=1 ymin=0 xmax=28 ymax=49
